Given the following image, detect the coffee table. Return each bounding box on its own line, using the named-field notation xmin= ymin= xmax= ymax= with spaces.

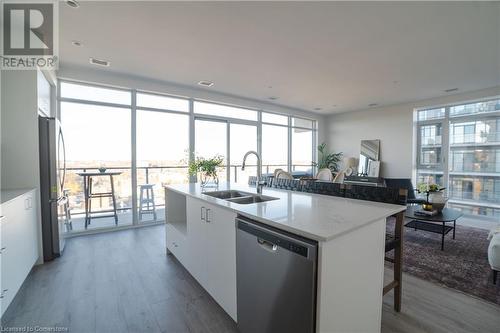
xmin=404 ymin=206 xmax=463 ymax=251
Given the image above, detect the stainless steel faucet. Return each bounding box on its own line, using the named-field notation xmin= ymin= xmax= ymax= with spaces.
xmin=242 ymin=150 xmax=266 ymax=194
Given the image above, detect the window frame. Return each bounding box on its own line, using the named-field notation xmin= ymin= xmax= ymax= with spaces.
xmin=58 ymin=78 xmax=319 ymax=232
xmin=414 ymin=95 xmax=500 ymax=219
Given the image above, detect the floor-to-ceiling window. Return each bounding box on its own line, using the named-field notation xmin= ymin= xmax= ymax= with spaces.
xmin=60 ymin=82 xmax=133 ymax=231
xmin=416 ymin=108 xmax=445 ymax=186
xmin=193 ymin=101 xmax=259 ymax=183
xmin=415 ymin=97 xmax=500 ymax=218
xmin=262 ymin=123 xmax=289 ymax=174
xmin=60 ymin=79 xmax=318 ymax=233
xmin=230 ymin=123 xmax=257 ymax=183
xmin=136 ymin=92 xmax=190 ymax=223
xmin=291 ymin=117 xmax=314 ymax=174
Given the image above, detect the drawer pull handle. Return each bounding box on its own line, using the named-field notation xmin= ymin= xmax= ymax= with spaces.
xmin=201 ymin=207 xmax=205 ymax=221
xmin=206 ymin=208 xmax=211 ymax=223
xmin=0 ymin=247 xmax=6 ymax=253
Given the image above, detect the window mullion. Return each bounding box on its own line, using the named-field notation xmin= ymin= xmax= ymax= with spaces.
xmin=442 ymin=108 xmax=450 ymax=195
xmin=131 ymin=89 xmax=138 ymax=225
xmin=189 ymin=98 xmax=196 ymax=183
xmin=287 ymin=117 xmax=292 ymax=172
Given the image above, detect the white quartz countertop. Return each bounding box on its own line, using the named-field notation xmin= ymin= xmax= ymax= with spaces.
xmin=1 ymin=188 xmax=35 ymax=205
xmin=165 ymin=182 xmax=406 ymax=242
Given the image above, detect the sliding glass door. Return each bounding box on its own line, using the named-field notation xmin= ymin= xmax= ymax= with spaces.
xmin=230 ymin=123 xmax=257 ymax=183
xmin=194 ymin=118 xmax=228 ymax=181
xmin=262 ymin=124 xmax=288 ymax=174
xmin=194 ymin=119 xmax=258 ymax=184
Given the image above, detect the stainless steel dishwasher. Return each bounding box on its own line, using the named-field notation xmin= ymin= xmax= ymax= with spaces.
xmin=236 ymin=215 xmax=318 ymax=333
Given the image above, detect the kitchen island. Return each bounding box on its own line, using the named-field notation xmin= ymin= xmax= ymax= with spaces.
xmin=164 ymin=182 xmax=406 ymax=333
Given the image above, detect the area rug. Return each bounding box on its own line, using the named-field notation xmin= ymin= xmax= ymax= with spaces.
xmin=386 ymin=218 xmax=500 ymax=305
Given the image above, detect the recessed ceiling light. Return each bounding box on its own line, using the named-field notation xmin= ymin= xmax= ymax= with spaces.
xmin=314 ymin=107 xmax=322 ymax=111
xmin=198 ymin=80 xmax=214 ymax=87
xmin=71 ymin=40 xmax=82 ymax=47
xmin=268 ymin=96 xmax=279 ymax=100
xmin=66 ymin=0 xmax=80 ymax=8
xmin=89 ymin=57 xmax=110 ymax=67
xmin=444 ymin=88 xmax=459 ymax=93
xmin=368 ymin=103 xmax=378 ymax=107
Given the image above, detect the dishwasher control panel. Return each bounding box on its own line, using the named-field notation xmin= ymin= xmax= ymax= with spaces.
xmin=237 ymin=218 xmax=313 ymax=258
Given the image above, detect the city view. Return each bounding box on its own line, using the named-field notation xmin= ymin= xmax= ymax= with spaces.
xmin=417 ymin=99 xmax=500 ymax=218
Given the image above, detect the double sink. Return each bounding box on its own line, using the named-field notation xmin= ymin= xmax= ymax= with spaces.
xmin=204 ymin=190 xmax=279 ymax=205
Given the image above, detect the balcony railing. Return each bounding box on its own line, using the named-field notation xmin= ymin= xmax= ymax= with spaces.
xmin=448 ymin=190 xmax=500 ymax=204
xmin=64 ymin=164 xmax=313 ymax=218
xmin=450 ymin=132 xmax=500 ymax=145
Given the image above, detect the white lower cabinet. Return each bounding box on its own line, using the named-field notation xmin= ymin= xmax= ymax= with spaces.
xmin=1 ymin=190 xmax=39 ymax=317
xmin=165 ymin=223 xmax=187 ymax=264
xmin=185 ymin=197 xmax=237 ymax=321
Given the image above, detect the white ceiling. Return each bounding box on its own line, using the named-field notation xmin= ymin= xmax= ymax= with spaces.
xmin=59 ymin=1 xmax=500 ymax=114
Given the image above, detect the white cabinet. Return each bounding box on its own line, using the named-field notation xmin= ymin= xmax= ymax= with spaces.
xmin=185 ymin=197 xmax=237 ymax=321
xmin=186 ymin=198 xmax=207 ymax=283
xmin=1 ymin=190 xmax=39 ymax=317
xmin=205 ymin=204 xmax=238 ymax=321
xmin=165 ymin=223 xmax=187 ymax=264
xmin=37 ymin=70 xmax=52 ymax=117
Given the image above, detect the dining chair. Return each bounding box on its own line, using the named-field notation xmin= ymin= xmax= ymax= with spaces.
xmin=276 ymin=170 xmax=293 ymax=180
xmin=273 ymin=168 xmax=284 ymax=178
xmin=343 ymin=184 xmax=408 ymax=312
xmin=315 ymin=168 xmax=333 ymax=182
xmin=384 ymin=178 xmax=426 ymax=205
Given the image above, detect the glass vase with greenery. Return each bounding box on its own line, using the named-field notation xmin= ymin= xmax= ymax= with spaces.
xmin=417 ymin=183 xmax=447 ymax=211
xmin=313 ymin=142 xmax=343 ymax=174
xmin=189 ymin=155 xmax=224 ymax=188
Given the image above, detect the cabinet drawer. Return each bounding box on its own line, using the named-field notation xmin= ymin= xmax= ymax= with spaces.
xmin=166 ymin=223 xmax=186 ymax=264
xmin=1 ymin=190 xmax=38 ymax=317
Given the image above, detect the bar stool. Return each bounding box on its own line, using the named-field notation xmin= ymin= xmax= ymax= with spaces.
xmin=139 ymin=184 xmax=157 ymax=221
xmin=63 ymin=189 xmax=73 ymax=231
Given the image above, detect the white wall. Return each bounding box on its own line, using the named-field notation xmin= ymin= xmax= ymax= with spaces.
xmin=57 ymin=65 xmax=327 ymax=144
xmin=1 ymin=71 xmax=40 ymax=190
xmin=1 ymin=70 xmax=50 ymax=264
xmin=326 ymin=86 xmax=500 ymax=178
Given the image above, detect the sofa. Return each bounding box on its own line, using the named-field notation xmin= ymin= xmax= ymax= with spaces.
xmin=487 ymin=226 xmax=500 ymax=284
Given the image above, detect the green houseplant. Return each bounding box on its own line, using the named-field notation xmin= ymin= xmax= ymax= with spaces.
xmin=189 ymin=155 xmax=224 ymax=188
xmin=313 ymin=143 xmax=343 ymax=174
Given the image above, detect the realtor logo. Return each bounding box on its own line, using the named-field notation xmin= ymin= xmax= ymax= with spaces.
xmin=1 ymin=2 xmax=58 ymax=69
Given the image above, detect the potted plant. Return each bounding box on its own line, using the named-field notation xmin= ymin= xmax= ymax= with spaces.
xmin=313 ymin=143 xmax=343 ymax=174
xmin=417 ymin=183 xmax=447 ymax=212
xmin=189 ymin=155 xmax=224 ymax=188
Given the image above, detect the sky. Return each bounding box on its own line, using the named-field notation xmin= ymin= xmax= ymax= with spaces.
xmin=60 ymin=82 xmax=314 ymax=168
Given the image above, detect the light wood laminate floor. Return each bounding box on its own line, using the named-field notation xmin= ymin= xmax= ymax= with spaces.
xmin=2 ymin=224 xmax=499 ymax=333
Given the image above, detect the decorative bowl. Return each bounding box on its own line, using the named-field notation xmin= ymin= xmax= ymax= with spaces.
xmin=422 ymin=203 xmax=433 ymax=211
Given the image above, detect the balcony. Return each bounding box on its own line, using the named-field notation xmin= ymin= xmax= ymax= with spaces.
xmin=64 ymin=164 xmax=313 ymax=233
xmin=450 ymin=132 xmax=500 ymax=146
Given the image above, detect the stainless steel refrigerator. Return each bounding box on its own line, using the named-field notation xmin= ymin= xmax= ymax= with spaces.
xmin=39 ymin=116 xmax=67 ymax=261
